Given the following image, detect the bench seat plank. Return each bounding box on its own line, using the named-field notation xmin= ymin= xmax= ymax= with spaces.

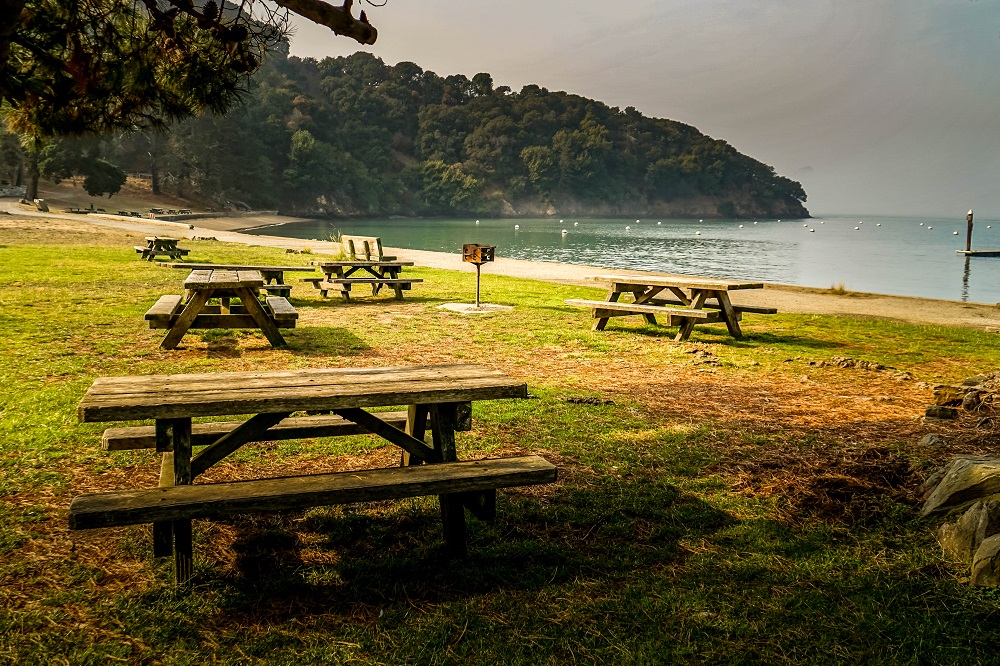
xmin=145 ymin=295 xmax=183 ymax=322
xmin=326 ymin=278 xmax=422 ymax=285
xmin=564 ymin=298 xmax=714 ymax=319
xmin=69 ymin=455 xmax=557 ymax=529
xmin=647 ymin=297 xmax=777 ymax=315
xmin=265 ymin=296 xmax=298 ymax=320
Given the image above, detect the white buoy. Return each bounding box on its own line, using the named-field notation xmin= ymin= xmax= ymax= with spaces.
xmin=876 ymin=223 xmax=881 ymax=227
xmin=859 ymin=221 xmax=863 ymax=224
xmin=695 ymin=231 xmax=701 ymax=236
xmin=636 ymin=219 xmax=640 ymax=223
xmin=739 ymin=224 xmax=744 ymax=228
xmin=854 ymin=226 xmax=860 ymax=230
xmin=562 ymin=229 xmax=568 ymax=235
xmin=953 ymin=230 xmax=959 ymax=235
xmin=920 ymin=223 xmax=924 ymax=226
xmin=475 ymin=220 xmax=480 ymax=225
xmin=928 ymin=226 xmax=933 ymax=229
xmin=573 ymin=221 xmax=578 ymax=227
xmin=657 ymin=221 xmax=661 ymax=225
xmin=753 ymin=221 xmax=758 ymax=225
xmin=820 ymin=221 xmax=825 ymax=224
xmin=777 ymin=219 xmax=781 ymax=222
xmin=809 ymin=229 xmax=815 ymax=233
xmin=625 ymin=226 xmax=631 ymax=231
xmin=560 ymin=219 xmax=564 ymax=223
xmin=514 ymin=224 xmax=520 ymax=230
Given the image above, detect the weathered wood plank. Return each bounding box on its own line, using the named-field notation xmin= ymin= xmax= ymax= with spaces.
xmin=595 ymin=275 xmax=764 ymax=290
xmin=103 ymin=410 xmax=416 ymax=450
xmin=313 ymin=261 xmax=415 ymax=268
xmin=144 ymin=295 xmax=183 ymax=322
xmin=68 ymin=456 xmax=558 ymax=529
xmin=190 ymin=412 xmax=291 ymax=478
xmin=149 ymin=314 xmax=297 ymax=330
xmin=158 ymin=263 xmax=315 ymax=272
xmin=333 ymin=408 xmax=439 ymax=463
xmin=79 ymin=377 xmax=528 ymax=422
xmin=265 ymin=296 xmax=298 ymax=319
xmin=89 ymin=363 xmax=495 ymax=391
xmin=324 ymin=278 xmax=420 ymax=285
xmin=647 ymin=297 xmax=777 ymax=315
xmin=565 ymin=299 xmax=714 ymax=318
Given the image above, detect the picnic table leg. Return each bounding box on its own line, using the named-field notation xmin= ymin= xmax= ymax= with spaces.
xmin=632 ymin=287 xmax=665 ymax=326
xmin=161 ymin=290 xmax=212 ymax=349
xmin=164 ymin=418 xmax=194 ymax=586
xmin=593 ymin=290 xmax=623 ymax=331
xmin=387 ymin=268 xmax=404 ymax=300
xmin=401 ymin=404 xmax=430 ymax=467
xmin=715 ymin=291 xmax=744 ymax=339
xmin=675 ymin=290 xmax=710 ymax=342
xmin=235 ymin=286 xmax=286 ymax=348
xmin=153 ymin=421 xmax=174 ymax=558
xmin=430 ymin=403 xmax=466 ymax=557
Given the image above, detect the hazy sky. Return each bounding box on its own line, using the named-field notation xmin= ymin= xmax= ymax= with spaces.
xmin=286 ymin=1 xmax=1000 ymax=217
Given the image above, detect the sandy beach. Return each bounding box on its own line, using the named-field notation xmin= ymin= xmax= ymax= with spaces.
xmin=6 ymin=200 xmax=1000 ymax=331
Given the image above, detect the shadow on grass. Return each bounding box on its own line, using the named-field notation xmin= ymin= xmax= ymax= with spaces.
xmin=285 ymin=326 xmax=370 ymax=357
xmin=195 ymin=474 xmax=734 ymax=615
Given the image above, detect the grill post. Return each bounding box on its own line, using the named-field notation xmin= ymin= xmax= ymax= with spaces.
xmin=462 ymin=243 xmax=496 ymax=309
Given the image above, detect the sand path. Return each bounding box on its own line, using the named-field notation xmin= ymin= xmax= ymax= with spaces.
xmin=5 ymin=201 xmax=1000 ymax=331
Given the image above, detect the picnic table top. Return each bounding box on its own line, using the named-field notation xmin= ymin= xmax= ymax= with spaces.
xmin=184 ymin=269 xmax=263 ymax=290
xmin=158 ymin=262 xmax=315 ymax=272
xmin=77 ymin=363 xmax=528 ymax=422
xmin=145 ymin=236 xmax=181 ymax=243
xmin=594 ymin=275 xmax=764 ymax=291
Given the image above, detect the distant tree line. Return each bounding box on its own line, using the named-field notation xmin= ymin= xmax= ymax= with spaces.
xmin=1 ymin=51 xmax=808 ymax=218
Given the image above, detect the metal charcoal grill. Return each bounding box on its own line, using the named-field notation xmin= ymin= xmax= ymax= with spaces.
xmin=462 ymin=243 xmax=496 ymax=308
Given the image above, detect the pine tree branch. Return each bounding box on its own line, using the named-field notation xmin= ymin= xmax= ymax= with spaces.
xmin=273 ymin=0 xmax=377 ymax=44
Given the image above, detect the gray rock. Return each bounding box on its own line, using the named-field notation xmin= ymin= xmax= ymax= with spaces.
xmin=963 ymin=390 xmax=985 ymax=411
xmin=972 ymin=534 xmax=1000 ymax=586
xmin=921 ymin=456 xmax=1000 ymax=517
xmin=925 ymin=405 xmax=959 ymax=419
xmin=919 ymin=433 xmax=945 ymax=447
xmin=938 ymin=500 xmax=1000 ymax=564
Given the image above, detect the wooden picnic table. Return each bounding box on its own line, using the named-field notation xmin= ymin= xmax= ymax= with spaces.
xmin=156 ymin=262 xmax=316 ymax=297
xmin=69 ymin=363 xmax=556 ymax=585
xmin=304 ymin=260 xmax=423 ymax=301
xmin=135 ymin=236 xmax=190 ymax=261
xmin=145 ymin=269 xmax=296 ymax=349
xmin=566 ymin=274 xmax=776 ymax=341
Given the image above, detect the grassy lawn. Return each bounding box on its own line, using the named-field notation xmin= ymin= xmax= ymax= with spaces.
xmin=2 ymin=218 xmax=1000 ymax=664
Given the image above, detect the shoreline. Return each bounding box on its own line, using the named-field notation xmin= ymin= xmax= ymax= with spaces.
xmin=6 ymin=202 xmax=1000 ymax=331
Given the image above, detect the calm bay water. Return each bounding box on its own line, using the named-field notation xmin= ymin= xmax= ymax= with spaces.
xmin=245 ymin=215 xmax=1000 ymax=303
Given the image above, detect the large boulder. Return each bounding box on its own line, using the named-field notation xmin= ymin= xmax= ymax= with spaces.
xmin=972 ymin=535 xmax=1000 ymax=586
xmin=921 ymin=457 xmax=1000 ymax=517
xmin=938 ymin=500 xmax=1000 ymax=563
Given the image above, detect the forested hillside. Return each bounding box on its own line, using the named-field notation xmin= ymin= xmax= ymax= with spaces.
xmin=8 ymin=51 xmax=810 ymax=219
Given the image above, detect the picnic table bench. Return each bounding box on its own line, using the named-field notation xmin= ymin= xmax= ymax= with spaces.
xmin=145 ymin=269 xmax=296 ymax=349
xmin=305 ymin=260 xmax=422 ymax=301
xmin=135 ymin=237 xmax=190 ymax=261
xmin=566 ymin=274 xmax=776 ymax=341
xmin=156 ymin=262 xmax=315 ymax=297
xmin=69 ymin=363 xmax=556 ymax=586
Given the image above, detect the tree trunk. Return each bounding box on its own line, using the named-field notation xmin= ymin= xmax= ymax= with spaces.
xmin=148 ymin=132 xmax=161 ymax=195
xmin=27 ymin=168 xmax=39 ymax=200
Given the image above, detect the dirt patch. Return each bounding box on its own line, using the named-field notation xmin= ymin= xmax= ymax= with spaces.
xmin=730 ymin=446 xmax=922 ymax=525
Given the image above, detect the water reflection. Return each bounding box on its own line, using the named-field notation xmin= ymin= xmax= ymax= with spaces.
xmin=962 ymin=256 xmax=971 ymax=302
